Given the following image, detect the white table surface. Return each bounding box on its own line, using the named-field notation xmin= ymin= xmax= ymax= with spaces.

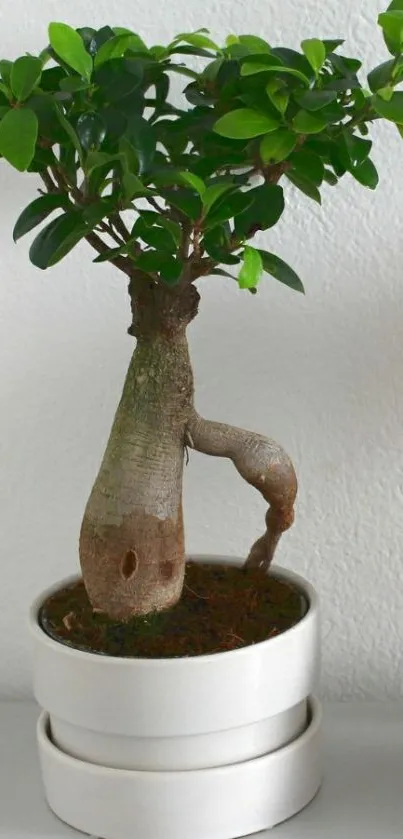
xmin=0 ymin=701 xmax=402 ymax=838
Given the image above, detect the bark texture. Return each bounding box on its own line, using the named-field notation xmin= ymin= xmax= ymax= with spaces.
xmin=80 ymin=285 xmax=198 ymax=620
xmin=79 ymin=280 xmax=297 ymax=619
xmin=186 ymin=413 xmax=297 ymax=572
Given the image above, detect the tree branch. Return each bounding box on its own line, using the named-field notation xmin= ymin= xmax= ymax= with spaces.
xmin=262 ymin=160 xmax=292 ymax=185
xmin=38 ymin=168 xmax=134 ymax=280
xmin=98 ymin=221 xmax=125 ymax=247
xmin=111 ymin=213 xmax=130 ymax=242
xmin=40 ymin=170 xmax=58 ymax=194
xmin=85 ymin=232 xmax=134 ymax=278
xmin=146 ymin=195 xmax=170 ymax=216
xmin=186 ymin=412 xmax=297 ymax=571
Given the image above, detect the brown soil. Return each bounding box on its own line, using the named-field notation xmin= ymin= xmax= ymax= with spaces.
xmin=39 ymin=562 xmax=306 ymax=659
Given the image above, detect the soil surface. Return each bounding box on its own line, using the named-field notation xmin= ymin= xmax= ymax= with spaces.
xmin=39 ymin=562 xmax=306 ymax=659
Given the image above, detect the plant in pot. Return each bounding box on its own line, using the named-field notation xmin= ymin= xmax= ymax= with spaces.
xmin=2 ymin=7 xmax=402 ymax=838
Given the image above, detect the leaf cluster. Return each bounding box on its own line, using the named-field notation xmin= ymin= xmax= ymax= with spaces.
xmin=0 ymin=8 xmax=400 ymax=294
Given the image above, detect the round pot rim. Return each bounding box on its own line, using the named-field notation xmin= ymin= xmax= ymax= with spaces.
xmin=30 ymin=557 xmax=319 ymax=667
xmin=37 ymin=696 xmax=322 ymax=778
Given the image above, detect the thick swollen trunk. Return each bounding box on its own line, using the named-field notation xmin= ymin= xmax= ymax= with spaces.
xmin=80 ymin=330 xmax=193 ymax=620
xmin=79 ymin=282 xmax=297 ymax=622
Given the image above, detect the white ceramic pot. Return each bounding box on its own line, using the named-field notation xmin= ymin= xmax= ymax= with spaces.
xmin=31 ymin=557 xmax=322 ymax=839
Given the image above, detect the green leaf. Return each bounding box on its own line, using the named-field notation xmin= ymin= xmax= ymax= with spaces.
xmin=82 ymin=197 xmax=117 ymax=227
xmin=163 ymin=188 xmax=202 ymax=221
xmin=377 ymin=85 xmax=394 ymax=100
xmin=93 ymin=244 xmax=127 ymax=263
xmin=173 ymin=31 xmax=219 ymax=52
xmin=55 ymin=107 xmax=85 ymax=168
xmin=287 ymin=170 xmax=321 ymax=203
xmin=10 ymin=57 xmax=42 ymax=101
xmin=49 ymin=22 xmax=93 ymax=80
xmin=84 ymin=150 xmax=119 ymax=174
xmin=242 ymin=61 xmax=310 ymax=85
xmin=155 ymin=217 xmax=181 ymax=246
xmin=343 ymin=133 xmax=372 ymax=166
xmin=140 ymin=212 xmax=182 ymax=246
xmin=0 ymin=60 xmax=12 ymax=87
xmin=203 ymin=225 xmax=240 ymax=264
xmin=122 ymin=172 xmax=149 ymax=199
xmin=93 ymin=58 xmax=144 ymax=104
xmin=95 ymin=34 xmax=148 ymax=68
xmin=76 ymin=27 xmax=97 ymax=48
xmin=59 ymin=76 xmax=91 ymax=93
xmin=118 ymin=134 xmax=138 ymax=172
xmin=258 ymin=249 xmax=304 ymax=292
xmin=301 ymin=38 xmax=326 ymax=73
xmin=214 ymin=108 xmax=280 ymax=139
xmin=324 ymin=136 xmax=351 ymax=175
xmin=295 ymin=89 xmax=337 ymax=111
xmin=312 ymin=101 xmax=345 ymax=122
xmin=204 ymin=190 xmax=254 ymax=229
xmin=350 ymin=158 xmax=379 ymax=189
xmin=180 ymin=171 xmax=206 ymax=195
xmin=289 ymin=150 xmax=324 ymax=185
xmin=202 ymin=183 xmax=235 ymax=214
xmin=29 ymin=212 xmax=86 ymax=269
xmin=271 ymin=47 xmax=313 ymax=70
xmin=265 ymin=79 xmax=289 ymax=115
xmin=328 ymin=53 xmax=362 ymax=77
xmin=238 ymin=35 xmax=271 ymax=53
xmin=240 ymin=55 xmax=282 ymax=75
xmin=125 ymin=116 xmax=156 ymax=174
xmin=367 ymin=59 xmax=395 ymax=93
xmin=238 ymin=245 xmax=263 ymax=289
xmin=154 ymin=74 xmax=170 ymax=116
xmin=0 ymin=85 xmax=10 ymax=104
xmin=13 ymin=194 xmax=69 ymax=242
xmin=200 ymin=57 xmax=224 ymax=82
xmin=0 ymin=107 xmax=38 ymax=171
xmin=372 ymin=91 xmax=403 ymax=123
xmin=293 ymin=110 xmax=328 ymax=134
xmin=89 ymin=27 xmax=115 ymax=55
xmin=323 ymin=168 xmax=338 ymax=185
xmin=234 ymin=183 xmax=284 ymax=237
xmin=136 ymin=250 xmax=183 ymax=284
xmin=260 ymin=129 xmax=297 ymax=163
xmin=322 ymin=39 xmax=344 ymax=54
xmin=76 ymin=112 xmax=106 ymax=151
xmin=40 ymin=66 xmax=67 ymax=93
xmin=139 ymin=224 xmax=177 ymax=252
xmin=378 ymin=11 xmax=403 ymax=55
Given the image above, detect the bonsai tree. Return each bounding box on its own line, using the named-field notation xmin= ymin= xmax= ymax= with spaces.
xmin=2 ymin=7 xmax=402 ymax=620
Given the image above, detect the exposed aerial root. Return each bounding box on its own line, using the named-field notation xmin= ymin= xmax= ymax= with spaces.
xmin=186 ymin=412 xmax=297 ymax=571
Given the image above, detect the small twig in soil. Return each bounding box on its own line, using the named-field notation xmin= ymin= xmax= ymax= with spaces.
xmin=62 ymin=612 xmax=76 ymax=631
xmin=184 ymin=584 xmax=210 ymax=600
xmin=227 ymin=631 xmax=246 ymax=644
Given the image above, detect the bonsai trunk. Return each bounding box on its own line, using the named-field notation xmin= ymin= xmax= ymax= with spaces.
xmin=80 ymin=329 xmax=193 ymax=620
xmin=80 ymin=283 xmax=297 ymax=621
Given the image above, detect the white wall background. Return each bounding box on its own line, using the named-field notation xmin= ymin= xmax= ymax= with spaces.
xmin=1 ymin=0 xmax=403 ymax=699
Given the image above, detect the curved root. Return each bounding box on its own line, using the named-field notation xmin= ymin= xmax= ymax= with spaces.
xmin=186 ymin=412 xmax=297 ymax=571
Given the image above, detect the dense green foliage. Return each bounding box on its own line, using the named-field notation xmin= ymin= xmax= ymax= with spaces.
xmin=0 ymin=5 xmax=402 ymax=293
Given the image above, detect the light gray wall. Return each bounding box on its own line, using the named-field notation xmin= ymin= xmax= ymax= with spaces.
xmin=1 ymin=0 xmax=402 ymax=698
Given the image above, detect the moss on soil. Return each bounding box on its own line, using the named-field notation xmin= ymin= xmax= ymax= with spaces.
xmin=39 ymin=562 xmax=306 ymax=658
